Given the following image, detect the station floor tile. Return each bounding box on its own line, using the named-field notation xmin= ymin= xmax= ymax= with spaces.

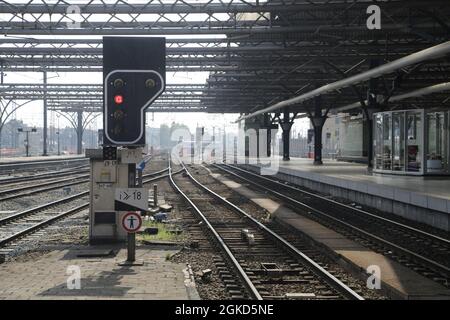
xmin=0 ymin=246 xmax=199 ymax=300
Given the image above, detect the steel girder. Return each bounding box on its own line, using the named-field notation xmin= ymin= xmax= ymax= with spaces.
xmin=0 ymin=0 xmax=448 ymax=36
xmin=0 ymin=0 xmax=449 ymax=115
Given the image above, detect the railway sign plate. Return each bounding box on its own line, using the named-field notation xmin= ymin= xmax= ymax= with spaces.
xmin=115 ymin=188 xmax=148 ymax=211
xmin=121 ymin=212 xmax=142 ymax=233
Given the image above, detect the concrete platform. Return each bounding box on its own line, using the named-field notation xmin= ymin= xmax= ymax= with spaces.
xmin=208 ymin=167 xmax=450 ymax=300
xmin=0 ymin=245 xmax=199 ymax=300
xmin=237 ymin=157 xmax=450 ymax=231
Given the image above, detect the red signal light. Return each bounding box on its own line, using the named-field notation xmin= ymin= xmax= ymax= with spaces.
xmin=114 ymin=94 xmax=123 ymax=104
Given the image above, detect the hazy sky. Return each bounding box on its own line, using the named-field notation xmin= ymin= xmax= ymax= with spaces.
xmin=1 ymin=32 xmax=245 ymax=135
xmin=5 ymin=69 xmax=240 ymax=134
xmin=2 ymin=32 xmax=309 ymax=138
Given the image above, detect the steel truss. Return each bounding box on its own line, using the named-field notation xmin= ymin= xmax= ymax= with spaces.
xmin=0 ymin=0 xmax=449 ymax=114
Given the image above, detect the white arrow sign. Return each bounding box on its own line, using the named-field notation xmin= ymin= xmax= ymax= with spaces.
xmin=115 ymin=188 xmax=148 ymax=211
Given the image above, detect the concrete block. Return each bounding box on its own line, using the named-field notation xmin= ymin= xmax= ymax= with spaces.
xmin=348 ymin=181 xmax=367 ymax=193
xmin=368 ymin=184 xmax=394 ymax=199
xmin=393 ymin=202 xmax=407 ymax=217
xmin=380 ymin=198 xmax=394 ymax=213
xmin=427 ymin=196 xmax=447 ymax=213
xmin=347 ymin=190 xmax=357 ymax=203
xmin=406 ymin=205 xmax=418 ymax=220
xmin=410 ymin=193 xmax=427 ymax=208
xmin=434 ymin=213 xmax=448 ymax=232
xmin=393 ymin=189 xmax=411 ymax=204
xmin=335 ymin=178 xmax=348 ymax=189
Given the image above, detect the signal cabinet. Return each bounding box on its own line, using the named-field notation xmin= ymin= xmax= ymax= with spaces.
xmin=87 ymin=148 xmax=139 ymax=243
xmin=103 ymin=37 xmax=166 ymax=146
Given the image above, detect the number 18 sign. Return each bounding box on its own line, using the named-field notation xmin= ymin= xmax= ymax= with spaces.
xmin=115 ymin=187 xmax=148 ymax=211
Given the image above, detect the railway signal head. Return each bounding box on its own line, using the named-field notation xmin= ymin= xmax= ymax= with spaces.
xmin=103 ymin=37 xmax=166 ymax=146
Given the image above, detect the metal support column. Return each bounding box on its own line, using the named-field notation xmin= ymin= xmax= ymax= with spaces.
xmin=25 ymin=131 xmax=30 ymax=157
xmin=312 ymin=118 xmax=324 ymax=165
xmin=280 ymin=109 xmax=293 ymax=161
xmin=191 ymin=134 xmax=195 ymax=164
xmin=222 ymin=128 xmax=226 ymax=162
xmin=76 ymin=110 xmax=83 ymax=155
xmin=212 ymin=127 xmax=216 ymax=159
xmin=42 ymin=71 xmax=48 ymax=156
xmin=364 ymin=59 xmax=381 ymax=172
xmin=233 ymin=136 xmax=237 ymax=164
xmin=256 ymin=128 xmax=260 ymax=160
xmin=311 ymin=96 xmax=327 ymax=165
xmin=264 ymin=114 xmax=271 ymax=157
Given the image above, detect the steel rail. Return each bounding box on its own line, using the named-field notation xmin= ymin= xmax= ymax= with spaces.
xmin=143 ymin=168 xmax=184 ymax=185
xmin=0 ymin=191 xmax=89 ymax=226
xmin=0 ymin=166 xmax=89 ymax=185
xmin=0 ymin=174 xmax=89 ymax=196
xmin=0 ymin=166 xmax=171 ymax=223
xmin=0 ymin=203 xmax=88 ymax=248
xmin=219 ymin=163 xmax=450 ymax=245
xmin=172 ymin=157 xmax=363 ymax=300
xmin=168 ymin=158 xmax=263 ymax=300
xmin=214 ymin=164 xmax=450 ymax=275
xmin=0 ymin=176 xmax=90 ymax=202
xmin=143 ymin=167 xmax=168 ymax=177
xmin=193 ymin=163 xmax=363 ymax=300
xmin=0 ymin=157 xmax=88 ymax=171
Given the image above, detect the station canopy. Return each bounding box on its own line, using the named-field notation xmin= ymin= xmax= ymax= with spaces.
xmin=0 ymin=0 xmax=449 ymax=115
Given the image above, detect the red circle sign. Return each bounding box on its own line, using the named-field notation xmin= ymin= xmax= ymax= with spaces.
xmin=121 ymin=212 xmax=142 ymax=233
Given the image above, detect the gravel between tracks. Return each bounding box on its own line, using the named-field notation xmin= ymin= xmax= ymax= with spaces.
xmin=190 ymin=163 xmax=388 ymax=300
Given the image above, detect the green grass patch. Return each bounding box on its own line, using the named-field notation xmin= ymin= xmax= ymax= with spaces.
xmin=138 ymin=220 xmax=183 ymax=242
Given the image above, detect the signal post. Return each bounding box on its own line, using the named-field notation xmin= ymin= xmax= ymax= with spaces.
xmin=86 ymin=37 xmax=166 ymax=263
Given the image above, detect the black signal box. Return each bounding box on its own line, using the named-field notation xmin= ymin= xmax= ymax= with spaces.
xmin=103 ymin=37 xmax=166 ymax=146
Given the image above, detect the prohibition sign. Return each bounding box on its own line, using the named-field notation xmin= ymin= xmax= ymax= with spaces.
xmin=122 ymin=212 xmax=142 ymax=233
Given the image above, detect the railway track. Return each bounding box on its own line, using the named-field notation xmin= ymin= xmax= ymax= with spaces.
xmin=0 ymin=157 xmax=88 ymax=174
xmin=213 ymin=163 xmax=450 ymax=288
xmin=0 ymin=192 xmax=89 ymax=251
xmin=0 ymin=166 xmax=172 ymax=203
xmin=169 ymin=158 xmax=364 ymax=300
xmin=0 ymin=165 xmax=173 ymax=258
xmin=0 ymin=166 xmax=89 ymax=186
xmin=0 ymin=174 xmax=90 ymax=202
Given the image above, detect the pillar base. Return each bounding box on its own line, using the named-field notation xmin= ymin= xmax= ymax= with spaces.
xmin=118 ymin=259 xmax=144 ymax=266
xmin=283 ymin=156 xmax=290 ymax=161
xmin=313 ymin=159 xmax=323 ymax=165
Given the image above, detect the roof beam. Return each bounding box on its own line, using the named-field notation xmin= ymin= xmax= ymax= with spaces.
xmin=237 ymin=41 xmax=450 ymax=121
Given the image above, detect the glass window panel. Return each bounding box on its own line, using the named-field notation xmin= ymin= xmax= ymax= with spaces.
xmin=382 ymin=113 xmax=392 ymax=170
xmin=392 ymin=112 xmax=405 ymax=171
xmin=374 ymin=114 xmax=383 ymax=170
xmin=426 ymin=112 xmax=446 ymax=173
xmin=406 ymin=112 xmax=422 ymax=172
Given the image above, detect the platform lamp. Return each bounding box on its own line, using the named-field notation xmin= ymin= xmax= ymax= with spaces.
xmin=17 ymin=127 xmax=37 ymax=157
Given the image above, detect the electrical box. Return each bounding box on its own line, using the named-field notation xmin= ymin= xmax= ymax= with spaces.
xmin=89 ymin=159 xmax=130 ymax=243
xmin=103 ymin=37 xmax=166 ymax=146
xmin=87 ymin=148 xmax=148 ymax=244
